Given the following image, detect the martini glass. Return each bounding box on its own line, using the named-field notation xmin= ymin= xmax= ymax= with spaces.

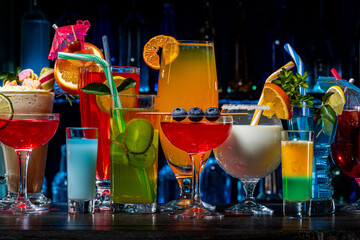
xmin=0 ymin=113 xmax=59 ymax=214
xmin=331 ymin=106 xmax=360 ymax=213
xmin=213 ymin=105 xmax=282 ymax=215
xmin=161 ymin=114 xmax=232 ymax=219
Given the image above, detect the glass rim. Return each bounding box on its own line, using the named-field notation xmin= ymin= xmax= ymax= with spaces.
xmin=115 ymin=94 xmax=157 ymax=97
xmin=66 ymin=127 xmax=98 ymax=131
xmin=176 ymin=40 xmax=214 ymax=45
xmin=2 ymin=112 xmax=59 ymax=116
xmin=82 ymin=65 xmax=140 ymax=73
xmin=282 ymin=130 xmax=314 ymax=134
xmin=110 ymin=66 xmax=140 ymax=74
xmin=0 ymin=91 xmax=54 ymax=95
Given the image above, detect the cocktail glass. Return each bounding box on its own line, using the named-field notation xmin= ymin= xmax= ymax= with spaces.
xmin=214 ymin=105 xmax=282 ymax=215
xmin=110 ymin=95 xmax=159 ymax=214
xmin=0 ymin=91 xmax=54 ymax=206
xmin=282 ymin=130 xmax=314 ymax=218
xmin=0 ymin=113 xmax=59 ymax=214
xmin=161 ymin=114 xmax=232 ymax=219
xmin=79 ymin=65 xmax=140 ymax=211
xmin=156 ymin=40 xmax=218 ymax=212
xmin=287 ymin=105 xmax=336 ymax=215
xmin=331 ymin=106 xmax=360 ymax=213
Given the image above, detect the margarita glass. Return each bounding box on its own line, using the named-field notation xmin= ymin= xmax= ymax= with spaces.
xmin=0 ymin=113 xmax=59 ymax=214
xmin=331 ymin=106 xmax=360 ymax=213
xmin=161 ymin=113 xmax=232 ymax=219
xmin=214 ymin=105 xmax=282 ymax=215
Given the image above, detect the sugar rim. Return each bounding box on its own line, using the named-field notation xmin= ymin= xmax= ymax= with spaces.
xmin=221 ymin=104 xmax=270 ymax=111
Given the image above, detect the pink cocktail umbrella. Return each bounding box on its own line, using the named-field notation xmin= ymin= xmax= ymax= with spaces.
xmin=48 ymin=20 xmax=91 ymax=60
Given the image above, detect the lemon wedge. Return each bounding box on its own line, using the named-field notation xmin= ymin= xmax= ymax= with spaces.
xmin=325 ymin=86 xmax=345 ymax=115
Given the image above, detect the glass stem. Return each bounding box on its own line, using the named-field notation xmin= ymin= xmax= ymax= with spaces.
xmin=15 ymin=150 xmax=31 ymax=202
xmin=190 ymin=153 xmax=205 ymax=206
xmin=177 ymin=176 xmax=192 ymax=200
xmin=240 ymin=178 xmax=260 ymax=202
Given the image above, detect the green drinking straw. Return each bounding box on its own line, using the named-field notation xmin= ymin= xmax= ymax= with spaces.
xmin=58 ymin=52 xmax=125 ymax=131
xmin=58 ymin=52 xmax=153 ymax=201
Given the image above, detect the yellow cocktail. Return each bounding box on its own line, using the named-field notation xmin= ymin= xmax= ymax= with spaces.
xmin=282 ymin=139 xmax=313 ymax=202
xmin=156 ymin=41 xmax=218 ymax=181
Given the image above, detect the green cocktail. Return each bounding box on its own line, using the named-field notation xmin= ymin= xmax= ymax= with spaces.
xmin=283 ymin=176 xmax=312 ymax=202
xmin=110 ymin=95 xmax=159 ymax=213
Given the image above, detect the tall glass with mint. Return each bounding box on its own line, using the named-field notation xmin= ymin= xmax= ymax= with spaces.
xmin=110 ymin=94 xmax=159 ymax=213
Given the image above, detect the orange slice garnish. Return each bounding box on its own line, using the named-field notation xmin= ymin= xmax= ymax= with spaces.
xmin=262 ymin=83 xmax=292 ymax=120
xmin=143 ymin=35 xmax=179 ymax=70
xmin=96 ymin=76 xmax=137 ymax=113
xmin=54 ymin=42 xmax=104 ymax=95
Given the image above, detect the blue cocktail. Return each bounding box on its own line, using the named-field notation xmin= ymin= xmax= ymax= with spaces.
xmin=287 ymin=105 xmax=337 ymax=215
xmin=66 ymin=128 xmax=98 ymax=214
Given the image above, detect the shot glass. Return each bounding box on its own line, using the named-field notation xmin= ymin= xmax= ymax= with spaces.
xmin=281 ymin=130 xmax=314 ymax=218
xmin=66 ymin=127 xmax=98 ymax=214
xmin=110 ymin=95 xmax=159 ymax=213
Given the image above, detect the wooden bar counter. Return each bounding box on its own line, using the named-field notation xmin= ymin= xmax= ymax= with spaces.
xmin=0 ymin=203 xmax=359 ymax=239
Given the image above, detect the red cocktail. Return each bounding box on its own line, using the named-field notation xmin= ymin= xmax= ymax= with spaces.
xmin=79 ymin=65 xmax=139 ymax=210
xmin=0 ymin=119 xmax=58 ymax=150
xmin=331 ymin=106 xmax=360 ymax=212
xmin=161 ymin=122 xmax=231 ymax=154
xmin=0 ymin=113 xmax=59 ymax=214
xmin=161 ymin=114 xmax=232 ymax=219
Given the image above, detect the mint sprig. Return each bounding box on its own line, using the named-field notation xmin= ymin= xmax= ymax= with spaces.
xmin=0 ymin=66 xmax=22 ymax=84
xmin=81 ymin=78 xmax=137 ymax=95
xmin=272 ymin=68 xmax=314 ymax=105
xmin=273 ymin=68 xmax=337 ymax=137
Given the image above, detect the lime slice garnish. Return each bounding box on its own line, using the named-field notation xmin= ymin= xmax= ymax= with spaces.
xmin=0 ymin=93 xmax=13 ymax=129
xmin=110 ymin=140 xmax=129 ymax=166
xmin=124 ymin=118 xmax=154 ymax=154
xmin=129 ymin=145 xmax=156 ymax=169
xmin=0 ymin=94 xmax=13 ymax=114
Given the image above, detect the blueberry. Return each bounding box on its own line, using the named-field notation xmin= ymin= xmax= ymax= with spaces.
xmin=171 ymin=107 xmax=187 ymax=121
xmin=205 ymin=107 xmax=221 ymax=121
xmin=188 ymin=107 xmax=204 ymax=122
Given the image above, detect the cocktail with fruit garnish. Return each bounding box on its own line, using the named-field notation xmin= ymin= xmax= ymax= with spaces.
xmin=79 ymin=65 xmax=139 ymax=211
xmin=0 ymin=67 xmax=55 ymax=206
xmin=110 ymin=95 xmax=159 ymax=214
xmin=161 ymin=107 xmax=232 ymax=219
xmin=214 ymin=103 xmax=283 ymax=215
xmin=331 ymin=105 xmax=360 ymax=213
xmin=143 ymin=36 xmax=218 ymax=211
xmin=0 ymin=98 xmax=59 ymax=214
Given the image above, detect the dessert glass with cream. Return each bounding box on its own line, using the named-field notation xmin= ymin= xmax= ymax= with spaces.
xmin=0 ymin=87 xmax=54 ymax=206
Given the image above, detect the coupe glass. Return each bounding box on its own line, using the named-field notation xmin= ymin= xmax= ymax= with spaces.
xmin=156 ymin=40 xmax=218 ymax=212
xmin=214 ymin=105 xmax=282 ymax=215
xmin=0 ymin=113 xmax=59 ymax=214
xmin=331 ymin=106 xmax=360 ymax=213
xmin=161 ymin=114 xmax=232 ymax=219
